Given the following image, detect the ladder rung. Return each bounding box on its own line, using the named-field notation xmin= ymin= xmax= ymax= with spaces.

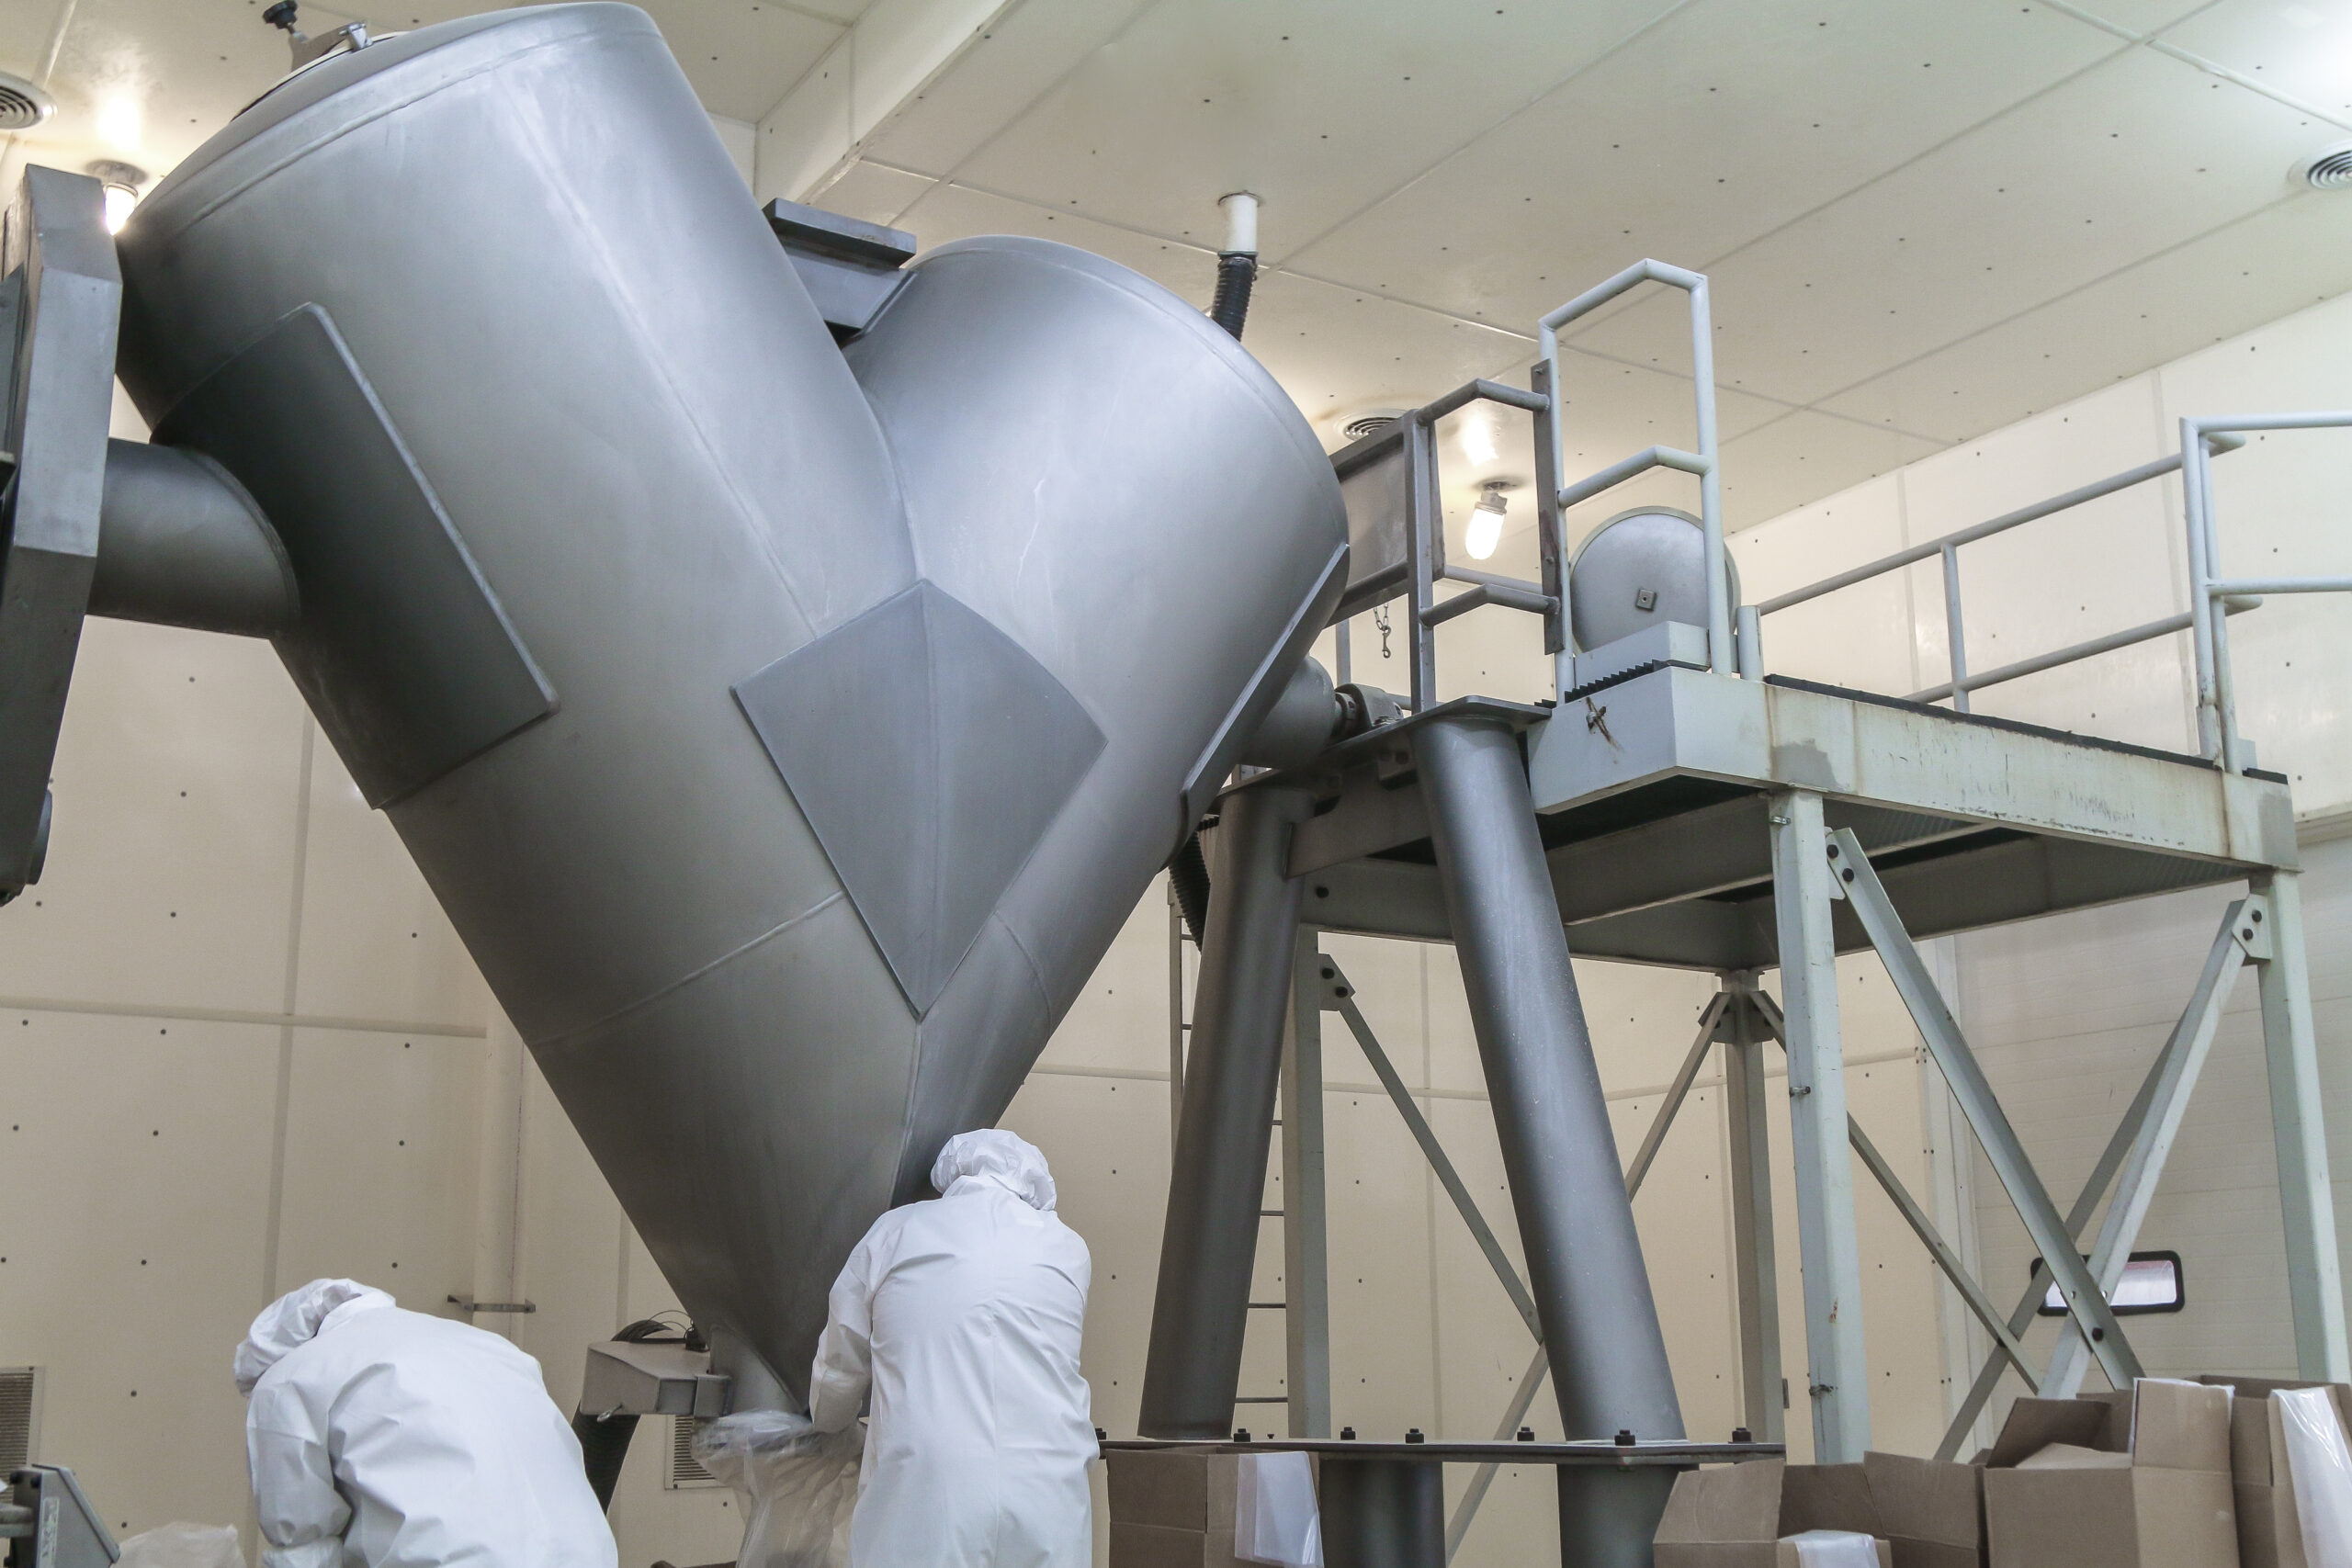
xmin=1260 ymin=1209 xmax=1283 ymax=1217
xmin=1234 ymin=1396 xmax=1288 ymax=1404
xmin=1247 ymin=1301 xmax=1285 ymax=1309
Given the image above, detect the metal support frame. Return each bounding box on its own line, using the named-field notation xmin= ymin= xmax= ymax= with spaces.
xmin=1283 ymin=927 xmax=1334 ymax=1438
xmin=1931 ymin=893 xmax=2280 ymax=1454
xmin=1722 ymin=984 xmax=1784 ymax=1444
xmin=2254 ymin=871 xmax=2350 ymax=1381
xmin=1768 ymin=791 xmax=1871 ymax=1460
xmin=1826 ymin=827 xmax=2143 ymax=1392
xmin=2036 ymin=895 xmax=2256 ymax=1396
xmin=1140 ymin=784 xmax=1316 ymax=1438
xmin=1419 ymin=715 xmax=1683 ymax=1450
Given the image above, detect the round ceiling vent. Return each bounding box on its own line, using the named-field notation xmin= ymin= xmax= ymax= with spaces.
xmin=1341 ymin=412 xmax=1400 ymax=443
xmin=0 ymin=72 xmax=53 ymax=133
xmin=2299 ymin=140 xmax=2352 ymax=189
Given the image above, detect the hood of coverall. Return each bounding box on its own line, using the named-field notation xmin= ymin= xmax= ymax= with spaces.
xmin=930 ymin=1130 xmax=1057 ymax=1211
xmin=234 ymin=1278 xmax=398 ymax=1396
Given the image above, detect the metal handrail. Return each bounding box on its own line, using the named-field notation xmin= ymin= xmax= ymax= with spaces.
xmin=2181 ymin=412 xmax=2352 ymax=772
xmin=1539 ymin=260 xmax=1729 ymax=676
xmin=1756 ymin=412 xmax=2351 ymax=770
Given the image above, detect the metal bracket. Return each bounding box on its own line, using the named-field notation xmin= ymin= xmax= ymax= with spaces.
xmin=447 ymin=1294 xmax=537 ymax=1314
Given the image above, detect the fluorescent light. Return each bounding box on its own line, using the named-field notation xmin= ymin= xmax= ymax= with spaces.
xmin=1466 ymin=485 xmax=1508 ymax=561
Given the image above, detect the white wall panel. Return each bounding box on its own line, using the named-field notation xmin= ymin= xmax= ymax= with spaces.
xmin=0 ymin=621 xmax=307 ymax=1016
xmin=272 ymin=1027 xmax=484 ymax=1309
xmin=291 ymin=743 xmax=486 ymax=1032
xmin=0 ymin=1010 xmax=279 ymax=1540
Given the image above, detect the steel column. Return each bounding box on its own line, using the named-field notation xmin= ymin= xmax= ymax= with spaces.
xmin=1723 ymin=987 xmax=1785 ymax=1444
xmin=2254 ymin=871 xmax=2350 ymax=1381
xmin=1140 ymin=784 xmax=1316 ymax=1438
xmin=1322 ymin=1458 xmax=1445 ymax=1568
xmin=1769 ymin=791 xmax=1870 ymax=1460
xmin=1418 ymin=716 xmax=1682 ymax=1436
xmin=1283 ymin=928 xmax=1334 ymax=1438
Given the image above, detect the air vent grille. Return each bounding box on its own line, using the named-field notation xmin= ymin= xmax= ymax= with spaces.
xmin=2306 ymin=141 xmax=2352 ymax=189
xmin=666 ymin=1416 xmax=722 ymax=1490
xmin=0 ymin=1369 xmax=38 ymax=1470
xmin=1342 ymin=414 xmax=1399 ymax=442
xmin=0 ymin=73 xmax=52 ymax=132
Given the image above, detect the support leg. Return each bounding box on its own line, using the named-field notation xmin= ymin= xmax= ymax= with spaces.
xmin=1770 ymin=791 xmax=1870 ymax=1461
xmin=1139 ymin=784 xmax=1315 ymax=1438
xmin=1321 ymin=1458 xmax=1445 ymax=1568
xmin=1416 ymin=715 xmax=1680 ymax=1562
xmin=1283 ymin=928 xmax=1333 ymax=1438
xmin=1724 ymin=986 xmax=1785 ymax=1444
xmin=2254 ymin=871 xmax=2350 ymax=1382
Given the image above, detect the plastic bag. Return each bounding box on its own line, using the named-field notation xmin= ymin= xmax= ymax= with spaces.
xmin=2278 ymin=1385 xmax=2352 ymax=1568
xmin=1234 ymin=1451 xmax=1322 ymax=1567
xmin=116 ymin=1523 xmax=246 ymax=1568
xmin=1783 ymin=1529 xmax=1882 ymax=1568
xmin=693 ymin=1410 xmax=865 ymax=1568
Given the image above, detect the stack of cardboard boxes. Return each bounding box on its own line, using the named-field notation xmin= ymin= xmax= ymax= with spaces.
xmin=1654 ymin=1376 xmax=2352 ymax=1568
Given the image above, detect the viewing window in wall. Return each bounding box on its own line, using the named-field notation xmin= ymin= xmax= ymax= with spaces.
xmin=2032 ymin=1251 xmax=2185 ymax=1316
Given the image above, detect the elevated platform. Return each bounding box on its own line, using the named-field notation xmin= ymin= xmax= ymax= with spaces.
xmin=1263 ymin=668 xmax=2297 ymax=971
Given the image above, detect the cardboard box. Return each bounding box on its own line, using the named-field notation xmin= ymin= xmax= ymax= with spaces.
xmin=1653 ymin=1459 xmax=1894 ymax=1567
xmin=2199 ymin=1376 xmax=2352 ymax=1568
xmin=1862 ymin=1450 xmax=1986 ymax=1568
xmin=1107 ymin=1449 xmax=1244 ymax=1568
xmin=1981 ymin=1379 xmax=2239 ymax=1568
xmin=1106 ymin=1449 xmax=1321 ymax=1568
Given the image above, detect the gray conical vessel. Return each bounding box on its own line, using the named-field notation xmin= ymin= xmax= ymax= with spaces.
xmin=112 ymin=3 xmax=1345 ymax=1402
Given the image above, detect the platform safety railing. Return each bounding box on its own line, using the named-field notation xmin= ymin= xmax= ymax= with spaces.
xmin=1539 ymin=259 xmax=1731 ymax=679
xmin=1754 ymin=416 xmax=2352 ymax=773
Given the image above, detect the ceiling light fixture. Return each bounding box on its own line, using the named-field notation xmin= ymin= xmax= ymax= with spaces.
xmin=88 ymin=162 xmax=148 ymax=235
xmin=2297 ymin=139 xmax=2352 ymax=189
xmin=1466 ymin=482 xmax=1509 ymax=561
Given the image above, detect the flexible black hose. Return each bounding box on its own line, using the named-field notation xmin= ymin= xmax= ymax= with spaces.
xmin=572 ymin=1409 xmax=639 ymax=1511
xmin=1209 ymin=252 xmax=1258 ymax=340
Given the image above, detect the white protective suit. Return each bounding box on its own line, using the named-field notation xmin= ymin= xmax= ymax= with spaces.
xmin=808 ymin=1130 xmax=1096 ymax=1568
xmin=235 ymin=1279 xmax=619 ymax=1568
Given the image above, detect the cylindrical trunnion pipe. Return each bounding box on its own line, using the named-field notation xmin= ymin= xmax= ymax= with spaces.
xmin=92 ymin=439 xmax=298 ymax=636
xmin=1415 ymin=715 xmax=1685 ymax=1554
xmin=1320 ymin=1458 xmax=1445 ymax=1568
xmin=1138 ymin=784 xmax=1316 ymax=1438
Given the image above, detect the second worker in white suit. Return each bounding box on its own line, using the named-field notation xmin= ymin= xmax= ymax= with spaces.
xmin=808 ymin=1128 xmax=1096 ymax=1568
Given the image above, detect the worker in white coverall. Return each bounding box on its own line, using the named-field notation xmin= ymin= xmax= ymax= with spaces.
xmin=234 ymin=1278 xmax=619 ymax=1568
xmin=809 ymin=1129 xmax=1096 ymax=1567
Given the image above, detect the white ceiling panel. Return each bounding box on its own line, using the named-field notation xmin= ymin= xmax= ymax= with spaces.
xmin=2058 ymin=0 xmax=2229 ymax=36
xmin=814 ymin=156 xmax=938 ymax=226
xmin=946 ymin=0 xmax=1686 ymax=254
xmin=1283 ymin=0 xmax=2122 ymax=334
xmin=1717 ymin=409 xmax=1944 ymax=529
xmin=1816 ymin=189 xmax=2352 ymax=442
xmin=854 ymin=0 xmax=1156 ymax=178
xmin=0 ymin=0 xmax=68 ymax=82
xmin=1570 ymin=43 xmax=2335 ymax=406
xmin=2156 ymin=0 xmax=2352 ymax=125
xmin=630 ymin=1 xmax=846 ymax=123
